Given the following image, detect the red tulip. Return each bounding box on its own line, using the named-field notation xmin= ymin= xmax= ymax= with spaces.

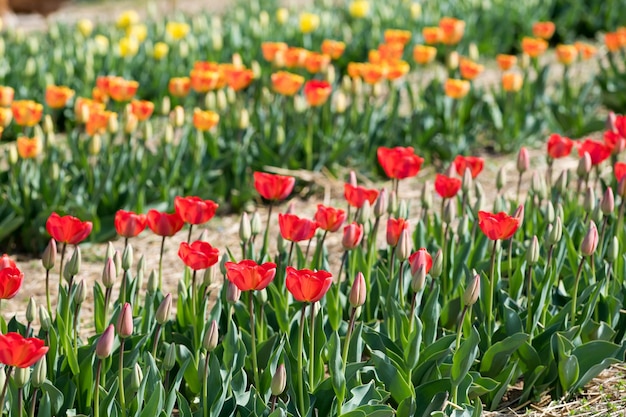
xmin=409 ymin=248 xmax=432 ymax=275
xmin=615 ymin=114 xmax=626 ymax=139
xmin=577 ymin=139 xmax=611 ymax=166
xmin=604 ymin=130 xmax=625 ymax=154
xmin=314 ymin=205 xmax=346 ymax=232
xmin=434 ymin=174 xmax=461 ymax=199
xmin=547 ymin=133 xmax=574 ymax=159
xmin=0 ymin=267 xmax=23 ymax=299
xmin=178 ymin=241 xmax=220 ymax=270
xmin=386 ymin=217 xmax=409 ymax=246
xmin=285 ymin=266 xmax=333 ymax=302
xmin=0 ymin=254 xmax=16 ymax=271
xmin=478 ymin=211 xmax=521 ymax=240
xmin=225 ymin=260 xmax=277 ymax=291
xmin=174 ymin=196 xmax=219 ymax=225
xmin=0 ymin=332 xmax=48 ymax=368
xmin=278 ymin=213 xmax=318 ymax=242
xmin=46 ymin=212 xmax=93 ymax=245
xmin=615 ymin=162 xmax=626 ymax=182
xmin=344 ymin=184 xmax=379 ymax=208
xmin=453 ymin=155 xmax=484 ymax=178
xmin=114 ymin=210 xmax=147 ymax=238
xmin=342 ymin=222 xmax=364 ymax=249
xmin=253 ymin=172 xmax=295 ymax=201
xmin=377 ymin=146 xmax=424 ymax=179
xmin=147 ymin=210 xmax=184 ymax=237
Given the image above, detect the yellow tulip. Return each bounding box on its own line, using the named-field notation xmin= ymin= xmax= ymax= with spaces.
xmin=349 ymin=1 xmax=370 ymax=18
xmin=166 ymin=22 xmax=190 ymax=41
xmin=116 ymin=10 xmax=140 ymax=29
xmin=276 ymin=8 xmax=289 ymax=25
xmin=94 ymin=35 xmax=109 ymax=54
xmin=119 ymin=37 xmax=139 ymax=57
xmin=126 ymin=24 xmax=147 ymax=42
xmin=410 ymin=3 xmax=421 ymax=20
xmin=153 ymin=42 xmax=169 ymax=60
xmin=77 ymin=19 xmax=94 ymax=37
xmin=299 ymin=12 xmax=319 ymax=34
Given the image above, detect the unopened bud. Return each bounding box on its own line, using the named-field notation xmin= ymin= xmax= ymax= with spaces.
xmin=389 ymin=190 xmax=399 ymax=214
xmin=14 ymin=366 xmax=30 ymax=388
xmin=349 ymin=272 xmax=366 ymax=308
xmin=96 ymin=324 xmax=115 ymax=359
xmin=531 ymin=172 xmax=546 ymax=200
xmin=583 ymin=186 xmax=595 ymax=213
xmin=161 ymin=96 xmax=171 ymax=116
xmin=601 ymin=187 xmax=615 ymax=215
xmin=250 ymin=212 xmax=262 ymax=236
xmin=203 ymin=320 xmax=219 ymax=352
xmin=163 ymin=343 xmax=176 ymax=370
xmin=397 ymin=200 xmax=409 ymax=220
xmin=547 ymin=217 xmax=563 ymax=245
xmin=238 ymin=108 xmax=250 ymax=130
xmin=580 ymin=221 xmax=599 ymax=256
xmin=577 ymin=152 xmax=591 ymax=179
xmin=39 ymin=306 xmax=51 ymax=331
xmin=239 ymin=212 xmax=251 ymax=241
xmin=114 ymin=250 xmax=122 ymax=276
xmin=271 ymin=364 xmax=287 ymax=396
xmin=443 ymin=199 xmax=456 ymax=223
xmin=156 ymin=293 xmax=172 ymax=325
xmin=430 ymin=249 xmax=443 ymax=278
xmin=357 ymin=200 xmax=371 ymax=224
xmin=395 ymin=228 xmax=412 ymax=261
xmin=131 ymin=363 xmax=143 ymax=391
xmin=373 ymin=188 xmax=387 ymax=217
xmin=555 ymin=170 xmax=568 ymax=195
xmin=607 ymin=236 xmax=619 ymax=262
xmin=102 ymin=257 xmax=117 ymax=288
xmin=65 ymin=247 xmax=82 ymax=279
xmin=462 ymin=273 xmax=480 ymax=306
xmin=122 ymin=243 xmax=133 ymax=271
xmin=496 ymin=167 xmax=506 ymax=192
xmin=514 ymin=204 xmax=525 ymax=229
xmin=108 ymin=114 xmax=119 ymax=134
xmin=124 ymin=113 xmax=138 ymax=134
xmin=172 ymin=106 xmax=185 ymax=127
xmin=116 ymin=302 xmax=133 ymax=338
xmin=349 ymin=170 xmax=357 ymax=187
xmin=203 ymin=265 xmax=216 ymax=286
xmin=227 ymin=280 xmax=241 ymax=303
xmin=143 ymin=120 xmax=153 ymax=139
xmin=334 ymin=91 xmax=347 ymax=114
xmin=526 ymin=235 xmax=539 ymax=265
xmin=411 ymin=264 xmax=426 ymax=293
xmin=74 ymin=280 xmax=86 ymax=304
xmin=545 ymin=201 xmax=555 ymax=223
xmin=446 ymin=51 xmax=459 ymax=70
xmin=147 ymin=270 xmax=158 ymax=293
xmin=42 ymin=239 xmax=57 ymax=270
xmin=517 ymin=147 xmax=529 ymax=173
xmin=619 ymin=178 xmax=626 ymax=199
xmin=26 ymin=297 xmax=36 ymax=323
xmin=32 ymin=356 xmax=47 ymax=388
xmin=462 ymin=169 xmax=473 ymax=194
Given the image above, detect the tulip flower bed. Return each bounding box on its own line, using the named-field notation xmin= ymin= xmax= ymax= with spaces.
xmin=2 ymin=132 xmax=626 ymax=416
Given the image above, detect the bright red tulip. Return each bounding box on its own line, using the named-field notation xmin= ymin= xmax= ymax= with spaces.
xmin=409 ymin=248 xmax=432 ymax=275
xmin=0 ymin=332 xmax=48 ymax=368
xmin=0 ymin=254 xmax=16 ymax=271
xmin=114 ymin=210 xmax=147 ymax=238
xmin=225 ymin=260 xmax=277 ymax=291
xmin=453 ymin=155 xmax=484 ymax=178
xmin=604 ymin=130 xmax=625 ymax=154
xmin=377 ymin=146 xmax=424 ymax=179
xmin=278 ymin=213 xmax=318 ymax=242
xmin=178 ymin=241 xmax=220 ymax=270
xmin=547 ymin=133 xmax=574 ymax=159
xmin=342 ymin=222 xmax=364 ymax=249
xmin=147 ymin=210 xmax=184 ymax=237
xmin=285 ymin=266 xmax=333 ymax=303
xmin=314 ymin=205 xmax=346 ymax=233
xmin=434 ymin=174 xmax=461 ymax=199
xmin=0 ymin=267 xmax=23 ymax=299
xmin=577 ymin=139 xmax=612 ymax=166
xmin=615 ymin=114 xmax=626 ymax=139
xmin=478 ymin=211 xmax=521 ymax=240
xmin=386 ymin=217 xmax=409 ymax=247
xmin=253 ymin=172 xmax=295 ymax=201
xmin=344 ymin=184 xmax=379 ymax=208
xmin=615 ymin=162 xmax=626 ymax=182
xmin=46 ymin=212 xmax=93 ymax=245
xmin=174 ymin=196 xmax=219 ymax=225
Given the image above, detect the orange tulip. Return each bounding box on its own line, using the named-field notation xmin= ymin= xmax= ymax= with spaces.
xmin=108 ymin=78 xmax=138 ymax=102
xmin=261 ymin=42 xmax=288 ymax=62
xmin=521 ymin=37 xmax=548 ymax=58
xmin=422 ymin=27 xmax=442 ymax=44
xmin=605 ymin=32 xmax=621 ymax=53
xmin=556 ymin=44 xmax=578 ymax=65
xmin=459 ymin=58 xmax=484 ymax=80
xmin=321 ymin=39 xmax=345 ymax=60
xmin=45 ymin=85 xmax=75 ymax=109
xmin=532 ymin=21 xmax=555 ymax=40
xmin=271 ymin=71 xmax=305 ymax=96
xmin=92 ymin=87 xmax=108 ymax=103
xmin=496 ymin=54 xmax=517 ymax=71
xmin=303 ymin=80 xmax=331 ymax=107
xmin=11 ymin=100 xmax=43 ymax=127
xmin=619 ymin=27 xmax=626 ymax=46
xmin=378 ymin=42 xmax=404 ymax=62
xmin=444 ymin=78 xmax=470 ymax=99
xmin=384 ymin=29 xmax=412 ymax=46
xmin=361 ymin=63 xmax=385 ymax=84
xmin=75 ymin=98 xmax=105 ymax=123
xmin=190 ymin=69 xmax=220 ymax=93
xmin=347 ymin=62 xmax=365 ymax=78
xmin=86 ymin=109 xmax=115 ymax=136
xmin=413 ymin=45 xmax=437 ymax=65
xmin=193 ymin=108 xmax=219 ymax=131
xmin=368 ymin=49 xmax=382 ymax=64
xmin=304 ymin=52 xmax=330 ymax=73
xmin=96 ymin=75 xmax=116 ymax=96
xmin=575 ymin=42 xmax=597 ymax=60
xmin=385 ymin=60 xmax=410 ymax=80
xmin=223 ymin=67 xmax=254 ymax=91
xmin=439 ymin=17 xmax=464 ymax=45
xmin=0 ymin=86 xmax=14 ymax=107
xmin=284 ymin=47 xmax=309 ymax=68
xmin=130 ymin=100 xmax=154 ymax=121
xmin=502 ymin=72 xmax=523 ymax=92
xmin=194 ymin=61 xmax=221 ymax=72
xmin=168 ymin=77 xmax=191 ymax=97
xmin=16 ymin=137 xmax=41 ymax=159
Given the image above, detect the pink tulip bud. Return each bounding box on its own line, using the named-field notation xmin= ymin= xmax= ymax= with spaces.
xmin=342 ymin=222 xmax=363 ymax=250
xmin=601 ymin=187 xmax=615 ymax=215
xmin=155 ymin=293 xmax=172 ymax=325
xmin=577 ymin=152 xmax=591 ymax=178
xmin=349 ymin=272 xmax=366 ymax=308
xmin=116 ymin=302 xmax=133 ymax=338
xmin=96 ymin=324 xmax=115 ymax=359
xmin=619 ymin=178 xmax=626 ymax=199
xmin=203 ymin=320 xmax=219 ymax=352
xmin=102 ymin=257 xmax=117 ymax=288
xmin=607 ymin=111 xmax=617 ymax=132
xmin=517 ymin=147 xmax=530 ymax=173
xmin=462 ymin=273 xmax=480 ymax=306
xmin=373 ymin=188 xmax=388 ymax=218
xmin=513 ymin=204 xmax=525 ymax=229
xmin=395 ymin=228 xmax=412 ymax=261
xmin=226 ymin=280 xmax=241 ymax=303
xmin=349 ymin=170 xmax=357 ymax=187
xmin=580 ymin=221 xmax=599 ymax=256
xmin=444 ymin=164 xmax=455 ymax=177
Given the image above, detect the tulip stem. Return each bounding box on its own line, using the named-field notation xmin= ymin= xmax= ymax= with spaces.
xmin=45 ymin=269 xmax=52 ymax=317
xmin=309 ymin=303 xmax=316 ymax=389
xmin=525 ymin=263 xmax=534 ymax=341
xmin=103 ymin=287 xmax=112 ymax=327
xmin=119 ymin=339 xmax=126 ymax=417
xmin=158 ymin=236 xmax=166 ymax=290
xmin=0 ymin=366 xmax=13 ymax=411
xmin=187 ymin=225 xmax=194 ymax=245
xmin=456 ymin=305 xmax=469 ymax=351
xmin=152 ymin=324 xmax=162 ymax=357
xmin=486 ymin=240 xmax=498 ymax=347
xmin=617 ymin=200 xmax=625 ymax=238
xmin=338 ymin=307 xmax=357 ymax=416
xmin=248 ymin=293 xmax=260 ymax=390
xmin=570 ymin=257 xmax=585 ymax=328
xmin=94 ymin=360 xmax=102 ymax=417
xmin=58 ymin=242 xmax=67 ymax=296
xmin=191 ymin=270 xmax=198 ymax=320
xmin=398 ymin=260 xmax=407 ymax=309
xmin=18 ymin=388 xmax=23 ymax=417
xmin=29 ymin=388 xmax=38 ymax=417
xmin=203 ymin=351 xmax=211 ymax=417
xmin=599 ymin=216 xmax=609 ymax=257
xmin=262 ymin=203 xmax=273 ymax=258
xmin=297 ymin=304 xmax=307 ymax=416
xmin=270 ymin=396 xmax=277 ymax=412
xmin=516 ymin=172 xmax=523 ymax=204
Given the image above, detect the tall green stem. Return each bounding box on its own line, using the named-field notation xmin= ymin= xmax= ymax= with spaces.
xmin=158 ymin=236 xmax=166 ymax=290
xmin=486 ymin=240 xmax=498 ymax=347
xmin=0 ymin=367 xmax=13 ymax=412
xmin=525 ymin=264 xmax=534 ymax=341
xmin=455 ymin=305 xmax=469 ymax=352
xmin=58 ymin=242 xmax=67 ymax=291
xmin=570 ymin=257 xmax=586 ymax=328
xmin=94 ymin=360 xmax=102 ymax=417
xmin=337 ymin=307 xmax=357 ymax=417
xmin=45 ymin=269 xmax=52 ymax=317
xmin=118 ymin=339 xmax=126 ymax=417
xmin=297 ymin=305 xmax=307 ymax=416
xmin=248 ymin=293 xmax=260 ymax=390
xmin=187 ymin=224 xmax=194 ymax=244
xmin=262 ymin=203 xmax=273 ymax=258
xmin=203 ymin=351 xmax=210 ymax=417
xmin=308 ymin=303 xmax=316 ymax=389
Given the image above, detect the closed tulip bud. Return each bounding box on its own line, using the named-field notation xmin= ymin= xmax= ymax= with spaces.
xmin=341 ymin=75 xmax=352 ymax=93
xmin=104 ymin=241 xmax=114 ymax=259
xmin=462 ymin=168 xmax=473 ymax=194
xmin=463 ymin=273 xmax=480 ymax=306
xmin=32 ymin=356 xmax=47 ymax=388
xmin=334 ymin=91 xmax=347 ymax=114
xmin=411 ymin=264 xmax=426 ymax=293
xmin=156 ymin=293 xmax=172 ymax=325
xmin=239 ymin=212 xmax=251 ymax=242
xmin=205 ymin=91 xmax=216 ymax=110
xmin=43 ymin=114 xmax=54 ymax=134
xmin=556 ymin=203 xmax=564 ymax=222
xmin=162 ymin=123 xmax=174 ymax=144
xmin=577 ymin=152 xmax=591 ymax=179
xmin=276 ymin=125 xmax=285 ymax=145
xmin=517 ymin=147 xmax=529 ymax=173
xmin=607 ymin=236 xmax=619 ymax=262
xmin=372 ymin=83 xmax=383 ymax=98
xmin=74 ymin=280 xmax=86 ymax=305
xmin=124 ymin=113 xmax=138 ymax=134
xmin=7 ymin=145 xmax=18 ymax=165
xmin=389 ymin=190 xmax=399 ymax=214
xmin=348 ymin=170 xmax=358 ymax=187
xmin=161 ymin=96 xmax=171 ymax=116
xmin=131 ymin=363 xmax=143 ymax=391
xmin=395 ymin=228 xmax=412 ymax=261
xmin=545 ymin=201 xmax=555 ymax=223
xmin=102 ymin=257 xmax=117 ymax=288
xmin=326 ymin=65 xmax=336 ymax=85
xmin=431 ymin=248 xmax=443 ymax=278
xmin=216 ymin=90 xmax=227 ymax=111
xmin=203 ymin=265 xmax=216 ymax=286
xmin=526 ymin=236 xmax=539 ymax=266
xmin=357 ymin=200 xmax=371 ymax=224
xmin=163 ymin=343 xmax=176 ymax=371
xmin=618 ymin=178 xmax=626 ymax=199
xmin=26 ymin=297 xmax=36 ymax=323
xmin=146 ymin=270 xmax=157 ymax=294
xmin=88 ymin=134 xmax=102 ymax=155
xmin=42 ymin=239 xmax=57 ymax=270
xmin=39 ymin=306 xmax=51 ymax=331
xmin=447 ymin=51 xmax=459 ymax=70
xmin=601 ymin=187 xmax=615 ymax=215
xmin=114 ymin=250 xmax=122 ymax=275
xmin=592 ymin=205 xmax=602 ymax=225
xmin=294 ymin=95 xmax=308 ymax=113
xmin=238 ymin=108 xmax=250 ymax=130
xmin=352 ymin=76 xmax=363 ymax=95
xmin=65 ymin=247 xmax=82 ymax=279
xmin=349 ymin=272 xmax=367 ymax=308
xmin=96 ymin=324 xmax=115 ymax=359
xmin=219 ymin=255 xmax=228 ymax=275
xmin=211 ymin=32 xmax=223 ymax=51
xmin=443 ymin=199 xmax=456 ymax=224
xmin=143 ymin=120 xmax=153 ymax=139
xmin=226 ymin=87 xmax=236 ymax=104
xmin=398 ymin=201 xmax=409 ymax=220
xmin=583 ymin=186 xmax=595 ymax=214
xmin=372 ymin=188 xmax=388 ymax=218
xmin=227 ymin=280 xmax=241 ymax=303
xmin=256 ymin=288 xmax=268 ymax=304
xmin=14 ymin=366 xmax=30 ymax=388
xmin=555 ymin=170 xmax=568 ymax=195
xmin=249 ymin=212 xmax=262 ymax=236
xmin=203 ymin=320 xmax=219 ymax=352
xmin=514 ymin=204 xmax=525 ymax=229
xmin=531 ymin=172 xmax=546 ymax=200
xmin=342 ymin=223 xmax=363 ymax=249
xmin=172 ymin=106 xmax=185 ymax=127
xmin=475 ymin=182 xmax=484 ymax=200
xmin=580 ymin=221 xmax=599 ymax=256
xmin=271 ymin=363 xmax=287 ymax=396
xmin=547 ymin=217 xmax=563 ymax=245
xmin=122 ymin=243 xmax=133 ymax=271
xmin=117 ymin=302 xmax=133 ymax=338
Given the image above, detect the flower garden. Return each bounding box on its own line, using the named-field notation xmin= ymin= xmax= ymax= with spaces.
xmin=1 ymin=0 xmax=626 ymax=415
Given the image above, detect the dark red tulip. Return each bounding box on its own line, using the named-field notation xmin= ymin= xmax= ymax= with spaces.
xmin=547 ymin=133 xmax=574 ymax=159
xmin=386 ymin=217 xmax=409 ymax=247
xmin=342 ymin=222 xmax=364 ymax=249
xmin=577 ymin=139 xmax=611 ymax=166
xmin=377 ymin=146 xmax=424 ymax=179
xmin=0 ymin=254 xmax=16 ymax=271
xmin=285 ymin=266 xmax=333 ymax=303
xmin=314 ymin=205 xmax=346 ymax=232
xmin=409 ymin=248 xmax=432 ymax=275
xmin=615 ymin=162 xmax=626 ymax=182
xmin=0 ymin=267 xmax=23 ymax=299
xmin=434 ymin=174 xmax=461 ymax=199
xmin=225 ymin=260 xmax=277 ymax=291
xmin=478 ymin=211 xmax=521 ymax=240
xmin=178 ymin=241 xmax=220 ymax=270
xmin=114 ymin=210 xmax=147 ymax=238
xmin=344 ymin=183 xmax=379 ymax=208
xmin=147 ymin=210 xmax=184 ymax=237
xmin=174 ymin=196 xmax=219 ymax=225
xmin=453 ymin=155 xmax=484 ymax=178
xmin=46 ymin=212 xmax=93 ymax=245
xmin=0 ymin=332 xmax=48 ymax=368
xmin=278 ymin=213 xmax=318 ymax=242
xmin=253 ymin=172 xmax=295 ymax=201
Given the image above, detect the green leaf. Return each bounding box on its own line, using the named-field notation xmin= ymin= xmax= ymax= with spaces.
xmin=370 ymin=350 xmax=413 ymax=404
xmin=451 ymin=326 xmax=480 ymax=387
xmin=558 ymin=355 xmax=579 ymax=394
xmin=327 ymin=331 xmax=346 ymax=402
xmin=40 ymin=381 xmax=64 ymax=415
xmin=480 ymin=333 xmax=528 ymax=377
